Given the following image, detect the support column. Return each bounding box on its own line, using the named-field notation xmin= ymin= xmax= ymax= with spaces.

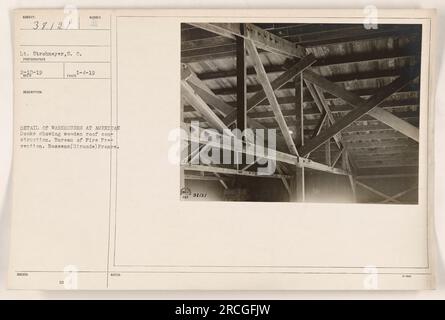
xmin=325 ymin=139 xmax=331 ymax=166
xmin=180 ymin=95 xmax=186 ymax=190
xmin=294 ymin=73 xmax=305 ymax=202
xmin=342 ymin=151 xmax=357 ymax=202
xmin=236 ymin=24 xmax=247 ymax=169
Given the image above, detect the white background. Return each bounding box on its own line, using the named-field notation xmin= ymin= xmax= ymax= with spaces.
xmin=0 ymin=0 xmax=444 ymax=299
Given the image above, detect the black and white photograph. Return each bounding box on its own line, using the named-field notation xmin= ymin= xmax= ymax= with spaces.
xmin=180 ymin=22 xmax=422 ymax=204
xmin=2 ymin=6 xmax=439 ymax=295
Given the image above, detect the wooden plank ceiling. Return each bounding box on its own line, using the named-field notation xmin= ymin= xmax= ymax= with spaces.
xmin=181 ymin=23 xmax=421 ymax=176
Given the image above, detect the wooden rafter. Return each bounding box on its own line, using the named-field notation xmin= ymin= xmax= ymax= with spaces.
xmin=313 ymin=85 xmax=342 ymax=144
xmin=303 ymin=69 xmax=420 ymax=142
xmin=331 ymin=147 xmax=345 ymax=168
xmin=182 ymin=64 xmax=266 ymax=130
xmin=294 ymin=73 xmax=304 ymax=147
xmin=182 ymin=78 xmax=294 ymax=191
xmin=312 ymin=84 xmax=359 ymax=170
xmin=357 ymin=173 xmax=418 ymax=179
xmin=184 ymin=87 xmax=419 ymax=114
xmin=214 ymin=172 xmax=229 ymax=189
xmin=181 ymin=24 xmax=420 ymax=62
xmin=183 ymin=164 xmax=291 ymax=179
xmin=277 ymin=165 xmax=291 ymax=196
xmin=181 ymin=127 xmax=350 ymax=176
xmin=304 ymin=80 xmax=341 ymax=149
xmin=312 ymin=113 xmax=328 ymax=138
xmin=222 ymin=54 xmax=316 ymax=127
xmin=294 ymin=73 xmax=305 ymax=202
xmin=299 ymin=67 xmax=420 ymax=156
xmin=181 ymin=80 xmax=231 ymax=132
xmin=245 ymin=39 xmax=298 ymax=155
xmin=381 ymin=186 xmax=418 ymax=203
xmin=342 ymin=151 xmax=357 ymax=199
xmin=188 ymin=23 xmax=306 ymax=58
xmin=185 ymin=174 xmax=229 ymax=182
xmin=195 ymin=61 xmax=409 ymax=84
xmin=236 ymin=30 xmax=247 ymax=132
xmin=355 ymin=180 xmax=401 ymax=203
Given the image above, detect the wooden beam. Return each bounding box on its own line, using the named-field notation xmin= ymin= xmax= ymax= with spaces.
xmin=245 ymin=39 xmax=298 ymax=155
xmin=305 ymin=79 xmax=355 ymax=168
xmin=194 ymin=60 xmax=415 ymax=84
xmin=179 ymin=89 xmax=289 ymax=190
xmin=222 ymin=54 xmax=316 ymax=127
xmin=184 ymin=174 xmax=229 ymax=182
xmin=314 ymin=84 xmax=343 ymax=143
xmin=188 ymin=110 xmax=419 ymax=135
xmin=187 ymin=23 xmax=239 ymax=40
xmin=236 ymin=28 xmax=247 ymax=172
xmin=286 ymin=25 xmax=421 ymax=47
xmin=182 ymin=38 xmax=418 ymax=65
xmin=305 ymin=80 xmax=341 ymax=149
xmin=299 ymin=67 xmax=420 ymax=156
xmin=181 ymin=80 xmax=235 ymax=178
xmin=312 ymin=113 xmax=328 ymax=138
xmin=352 ymin=147 xmax=418 ymax=156
xmin=183 ymin=25 xmax=416 ymax=49
xmin=325 ymin=137 xmax=331 ymax=166
xmin=183 ymin=164 xmax=291 ymax=179
xmin=181 ymin=130 xmax=350 ymax=176
xmin=309 ymin=146 xmax=418 ymax=159
xmin=247 ymin=55 xmax=316 ymax=110
xmin=356 ymin=180 xmax=400 ymax=203
xmin=182 ymin=24 xmax=420 ymax=59
xmin=295 ymin=166 xmax=305 ymax=201
xmin=295 ymin=73 xmax=305 ymax=202
xmin=381 ymin=186 xmax=418 ymax=203
xmin=188 ymin=23 xmax=306 ymax=58
xmin=277 ymin=165 xmax=291 ymax=196
xmin=214 ymin=172 xmax=229 ymax=189
xmin=182 ymin=64 xmax=265 ymax=130
xmin=295 ymin=73 xmax=304 ymax=147
xmin=182 ymin=64 xmax=233 ymax=117
xmin=344 ymin=138 xmax=417 ymax=150
xmin=342 ymin=151 xmax=357 ymax=201
xmin=357 ymin=173 xmax=418 ymax=179
xmin=353 ymin=153 xmax=418 ymax=162
xmin=331 ymin=147 xmax=344 ymax=167
xmin=236 ymin=28 xmax=247 ymax=132
xmin=305 ymin=112 xmax=328 ymax=159
xmin=355 ymin=159 xmax=419 ymax=169
xmin=207 ymin=84 xmax=418 ymax=105
xmin=303 ymin=69 xmax=420 ymax=142
xmin=342 ymin=131 xmax=406 ymax=143
xmin=181 ymin=80 xmax=230 ymax=132
xmin=348 ymin=173 xmax=357 ymax=202
xmin=366 ymin=106 xmax=420 ymax=143
xmin=184 ymin=86 xmax=418 ymax=112
xmin=180 ymin=93 xmax=186 ymax=190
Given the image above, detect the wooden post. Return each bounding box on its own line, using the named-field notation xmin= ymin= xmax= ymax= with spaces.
xmin=295 ymin=73 xmax=304 ymax=147
xmin=245 ymin=39 xmax=298 ymax=155
xmin=325 ymin=135 xmax=331 ymax=166
xmin=236 ymin=24 xmax=247 ymax=133
xmin=235 ymin=24 xmax=247 ymax=183
xmin=342 ymin=151 xmax=357 ymax=202
xmin=295 ymin=73 xmax=305 ymax=202
xmin=180 ymin=95 xmax=186 ymax=191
